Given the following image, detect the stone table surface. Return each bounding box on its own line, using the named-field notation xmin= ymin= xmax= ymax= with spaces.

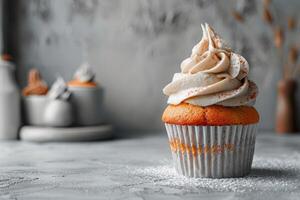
xmin=0 ymin=132 xmax=300 ymax=200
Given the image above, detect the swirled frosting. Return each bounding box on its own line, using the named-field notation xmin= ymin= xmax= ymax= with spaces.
xmin=22 ymin=69 xmax=48 ymax=96
xmin=74 ymin=62 xmax=95 ymax=83
xmin=48 ymin=77 xmax=71 ymax=100
xmin=68 ymin=62 xmax=97 ymax=88
xmin=163 ymin=23 xmax=258 ymax=107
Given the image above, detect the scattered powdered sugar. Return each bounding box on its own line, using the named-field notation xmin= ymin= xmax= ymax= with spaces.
xmin=131 ymin=154 xmax=300 ymax=193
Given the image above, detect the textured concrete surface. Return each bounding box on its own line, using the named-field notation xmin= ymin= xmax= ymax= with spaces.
xmin=7 ymin=0 xmax=300 ymax=131
xmin=0 ymin=132 xmax=300 ymax=199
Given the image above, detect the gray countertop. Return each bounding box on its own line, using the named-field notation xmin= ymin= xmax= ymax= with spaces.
xmin=0 ymin=132 xmax=300 ymax=200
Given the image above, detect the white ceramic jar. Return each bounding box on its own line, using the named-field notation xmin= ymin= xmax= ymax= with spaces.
xmin=44 ymin=99 xmax=73 ymax=127
xmin=68 ymin=86 xmax=104 ymax=126
xmin=0 ymin=59 xmax=21 ymax=140
xmin=23 ymin=95 xmax=48 ymax=126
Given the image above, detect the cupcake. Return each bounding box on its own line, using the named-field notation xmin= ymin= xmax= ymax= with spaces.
xmin=22 ymin=69 xmax=49 ymax=126
xmin=44 ymin=77 xmax=73 ymax=127
xmin=162 ymin=23 xmax=259 ymax=178
xmin=68 ymin=62 xmax=97 ymax=88
xmin=68 ymin=62 xmax=104 ymax=126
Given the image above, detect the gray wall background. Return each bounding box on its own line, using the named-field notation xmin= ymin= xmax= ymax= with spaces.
xmin=7 ymin=0 xmax=300 ymax=131
xmin=0 ymin=0 xmax=2 ymax=50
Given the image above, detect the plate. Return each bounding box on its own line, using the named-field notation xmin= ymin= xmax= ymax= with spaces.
xmin=20 ymin=125 xmax=113 ymax=142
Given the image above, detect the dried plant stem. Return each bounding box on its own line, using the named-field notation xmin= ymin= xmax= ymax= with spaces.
xmin=288 ymin=46 xmax=298 ymax=64
xmin=288 ymin=16 xmax=296 ymax=30
xmin=231 ymin=10 xmax=244 ymax=23
xmin=263 ymin=0 xmax=272 ymax=7
xmin=273 ymin=26 xmax=284 ymax=49
xmin=263 ymin=6 xmax=273 ymax=24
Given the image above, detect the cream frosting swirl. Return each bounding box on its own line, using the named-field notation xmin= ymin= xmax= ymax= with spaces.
xmin=163 ymin=23 xmax=258 ymax=107
xmin=48 ymin=77 xmax=71 ymax=100
xmin=74 ymin=62 xmax=95 ymax=83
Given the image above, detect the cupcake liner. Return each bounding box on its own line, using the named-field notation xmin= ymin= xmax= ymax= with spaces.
xmin=165 ymin=124 xmax=257 ymax=178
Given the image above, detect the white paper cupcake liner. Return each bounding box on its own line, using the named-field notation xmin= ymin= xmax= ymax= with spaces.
xmin=165 ymin=124 xmax=257 ymax=178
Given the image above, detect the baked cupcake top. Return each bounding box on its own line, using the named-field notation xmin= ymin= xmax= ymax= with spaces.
xmin=163 ymin=23 xmax=258 ymax=107
xmin=68 ymin=62 xmax=97 ymax=88
xmin=22 ymin=69 xmax=49 ymax=96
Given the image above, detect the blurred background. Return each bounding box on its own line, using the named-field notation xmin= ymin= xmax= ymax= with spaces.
xmin=1 ymin=0 xmax=300 ymax=132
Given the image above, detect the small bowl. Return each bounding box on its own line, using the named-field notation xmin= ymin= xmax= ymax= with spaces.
xmin=44 ymin=99 xmax=73 ymax=127
xmin=23 ymin=95 xmax=48 ymax=126
xmin=68 ymin=86 xmax=104 ymax=126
